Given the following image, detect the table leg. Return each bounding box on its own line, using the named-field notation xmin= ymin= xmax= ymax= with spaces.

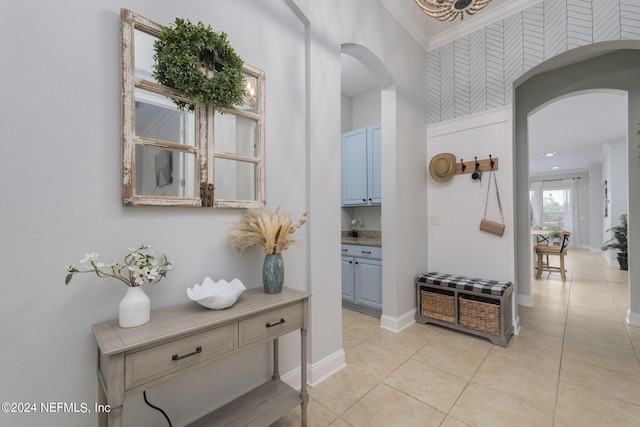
xmin=98 ymin=378 xmax=108 ymax=427
xmin=107 ymin=405 xmax=123 ymax=427
xmin=300 ymin=324 xmax=308 ymax=427
xmin=272 ymin=337 xmax=280 ymax=381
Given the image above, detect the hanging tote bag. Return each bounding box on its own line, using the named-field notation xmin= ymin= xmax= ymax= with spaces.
xmin=480 ymin=167 xmax=505 ymax=236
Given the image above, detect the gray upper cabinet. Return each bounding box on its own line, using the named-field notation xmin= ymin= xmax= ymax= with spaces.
xmin=341 ymin=124 xmax=381 ymax=206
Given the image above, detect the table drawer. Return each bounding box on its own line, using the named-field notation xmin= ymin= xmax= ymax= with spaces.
xmin=125 ymin=324 xmax=235 ymax=390
xmin=238 ymin=303 xmax=302 ymax=347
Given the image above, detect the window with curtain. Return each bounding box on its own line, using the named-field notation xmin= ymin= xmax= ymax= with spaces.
xmin=529 ymin=178 xmax=582 ymax=247
xmin=542 ymin=189 xmax=565 ymax=230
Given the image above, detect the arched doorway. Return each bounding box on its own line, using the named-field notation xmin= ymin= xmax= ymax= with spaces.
xmin=340 ymin=43 xmax=397 ymax=322
xmin=513 ymin=41 xmax=640 ymax=325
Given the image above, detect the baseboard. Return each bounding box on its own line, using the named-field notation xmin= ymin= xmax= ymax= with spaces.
xmin=512 ymin=314 xmax=521 ymax=335
xmin=380 ymin=308 xmax=417 ymax=333
xmin=280 ymin=366 xmax=303 ymax=391
xmin=282 ymin=348 xmax=346 ymax=389
xmin=627 ymin=309 xmax=640 ymax=328
xmin=517 ymin=294 xmax=533 ymax=307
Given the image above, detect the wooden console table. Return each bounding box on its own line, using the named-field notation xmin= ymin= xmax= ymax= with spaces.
xmin=92 ymin=287 xmax=310 ymax=426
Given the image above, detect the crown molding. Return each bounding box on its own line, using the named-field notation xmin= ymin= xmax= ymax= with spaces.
xmin=428 ymin=0 xmax=543 ymax=51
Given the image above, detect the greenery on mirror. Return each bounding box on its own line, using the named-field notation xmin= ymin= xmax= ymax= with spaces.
xmin=153 ymin=18 xmax=245 ymax=111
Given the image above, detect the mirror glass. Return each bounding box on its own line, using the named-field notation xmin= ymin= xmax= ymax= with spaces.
xmin=214 ymin=158 xmax=257 ymax=201
xmin=135 ymin=147 xmax=197 ymax=197
xmin=214 ymin=111 xmax=257 ymax=157
xmin=134 ymin=29 xmax=158 ymax=81
xmin=135 ymin=88 xmax=196 ymax=145
xmin=134 ymin=88 xmax=198 ymax=198
xmin=239 ymin=74 xmax=259 ymax=113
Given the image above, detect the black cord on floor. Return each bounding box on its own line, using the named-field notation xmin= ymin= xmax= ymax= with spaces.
xmin=143 ymin=390 xmax=172 ymax=427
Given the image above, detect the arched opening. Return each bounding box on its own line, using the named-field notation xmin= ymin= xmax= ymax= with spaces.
xmin=340 ymin=43 xmax=396 ymax=320
xmin=513 ymin=41 xmax=640 ymax=325
xmin=528 ymin=90 xmax=627 ymax=248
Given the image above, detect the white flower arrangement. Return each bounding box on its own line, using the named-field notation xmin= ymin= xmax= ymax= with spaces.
xmin=65 ymin=244 xmax=173 ymax=287
xmin=351 ymin=218 xmax=364 ymax=231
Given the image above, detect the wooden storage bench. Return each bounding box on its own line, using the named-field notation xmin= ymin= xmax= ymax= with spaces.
xmin=415 ymin=272 xmax=514 ymax=346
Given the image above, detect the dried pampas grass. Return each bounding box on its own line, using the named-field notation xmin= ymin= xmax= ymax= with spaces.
xmin=227 ymin=207 xmax=309 ymax=254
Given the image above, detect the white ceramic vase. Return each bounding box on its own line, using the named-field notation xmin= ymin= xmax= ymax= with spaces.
xmin=119 ymin=286 xmax=150 ymax=328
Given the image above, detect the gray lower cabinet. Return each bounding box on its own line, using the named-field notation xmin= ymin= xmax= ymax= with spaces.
xmin=342 ymin=244 xmax=382 ymax=316
xmin=341 ymin=257 xmax=356 ymax=301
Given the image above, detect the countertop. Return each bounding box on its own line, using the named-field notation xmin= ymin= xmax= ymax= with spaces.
xmin=341 ymin=230 xmax=381 ymax=247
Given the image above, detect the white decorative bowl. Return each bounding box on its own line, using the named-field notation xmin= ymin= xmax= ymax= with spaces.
xmin=187 ymin=277 xmax=246 ymax=309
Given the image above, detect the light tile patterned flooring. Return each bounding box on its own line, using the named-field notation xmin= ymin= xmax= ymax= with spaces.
xmin=273 ymin=249 xmax=640 ymax=426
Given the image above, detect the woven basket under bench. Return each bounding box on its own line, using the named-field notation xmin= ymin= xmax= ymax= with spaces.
xmin=416 ymin=272 xmax=514 ymax=346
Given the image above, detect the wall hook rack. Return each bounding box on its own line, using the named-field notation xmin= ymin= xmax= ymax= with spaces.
xmin=455 ymin=156 xmax=499 ymax=176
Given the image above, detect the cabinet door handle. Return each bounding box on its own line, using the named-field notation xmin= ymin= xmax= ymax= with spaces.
xmin=361 ymin=251 xmax=371 ymax=254
xmin=342 ymin=249 xmax=348 ymax=252
xmin=349 ymin=260 xmax=353 ymax=264
xmin=172 ymin=346 xmax=202 ymax=361
xmin=266 ymin=318 xmax=286 ymax=328
xmin=362 ymin=198 xmax=366 ymax=202
xmin=355 ymin=261 xmax=359 ymax=265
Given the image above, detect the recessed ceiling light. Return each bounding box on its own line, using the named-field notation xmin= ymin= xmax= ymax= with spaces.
xmin=542 ymin=152 xmax=556 ymax=157
xmin=552 ymin=166 xmax=559 ymax=170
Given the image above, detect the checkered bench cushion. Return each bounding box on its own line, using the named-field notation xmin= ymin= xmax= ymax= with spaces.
xmin=417 ymin=272 xmax=512 ymax=296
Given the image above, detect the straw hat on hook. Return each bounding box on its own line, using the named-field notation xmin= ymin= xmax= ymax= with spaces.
xmin=429 ymin=153 xmax=456 ymax=182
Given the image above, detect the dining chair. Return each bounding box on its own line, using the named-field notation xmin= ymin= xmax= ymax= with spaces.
xmin=535 ymin=231 xmax=571 ymax=281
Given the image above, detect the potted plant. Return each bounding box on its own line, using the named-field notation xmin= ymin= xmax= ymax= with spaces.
xmin=64 ymin=244 xmax=174 ymax=327
xmin=351 ymin=218 xmax=364 ymax=238
xmin=549 ymin=230 xmax=561 ymax=246
xmin=602 ymin=213 xmax=628 ymax=270
xmin=227 ymin=207 xmax=308 ymax=294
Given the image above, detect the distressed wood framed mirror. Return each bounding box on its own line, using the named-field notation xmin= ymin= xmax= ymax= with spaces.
xmin=120 ymin=9 xmax=265 ymax=207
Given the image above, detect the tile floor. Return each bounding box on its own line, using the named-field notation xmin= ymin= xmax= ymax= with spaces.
xmin=273 ymin=249 xmax=640 ymax=426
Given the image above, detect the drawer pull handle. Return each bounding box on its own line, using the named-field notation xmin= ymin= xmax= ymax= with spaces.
xmin=172 ymin=346 xmax=202 ymax=361
xmin=266 ymin=318 xmax=286 ymax=328
xmin=361 ymin=251 xmax=371 ymax=254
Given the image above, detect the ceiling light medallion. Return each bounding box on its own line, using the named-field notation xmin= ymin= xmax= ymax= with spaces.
xmin=415 ymin=0 xmax=492 ymax=21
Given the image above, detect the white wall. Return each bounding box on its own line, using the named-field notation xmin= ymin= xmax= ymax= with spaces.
xmin=0 ymin=1 xmax=307 ymax=426
xmin=601 ymin=138 xmax=629 ymax=265
xmin=341 ymin=93 xmax=353 ymax=132
xmin=588 ymin=162 xmax=604 ymax=252
xmin=427 ymin=107 xmax=514 ymax=283
xmin=0 ymin=0 xmax=428 ymax=426
xmin=352 ymin=89 xmax=382 ymax=130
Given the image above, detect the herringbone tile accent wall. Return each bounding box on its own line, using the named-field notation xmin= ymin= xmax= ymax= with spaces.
xmin=426 ymin=0 xmax=640 ymax=124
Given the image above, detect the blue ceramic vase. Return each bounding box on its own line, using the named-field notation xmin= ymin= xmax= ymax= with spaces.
xmin=263 ymin=253 xmax=284 ymax=294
